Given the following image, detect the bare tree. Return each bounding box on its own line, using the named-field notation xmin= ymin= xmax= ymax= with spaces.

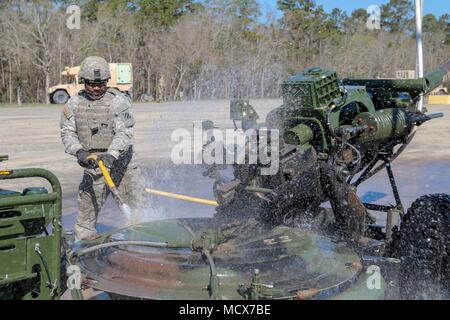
xmin=0 ymin=1 xmax=448 ymax=104
xmin=13 ymin=0 xmax=55 ymax=104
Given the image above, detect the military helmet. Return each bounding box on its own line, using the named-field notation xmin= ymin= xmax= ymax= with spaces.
xmin=79 ymin=56 xmax=111 ymax=82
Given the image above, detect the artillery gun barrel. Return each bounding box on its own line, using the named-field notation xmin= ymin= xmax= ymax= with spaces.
xmin=342 ymin=60 xmax=450 ymax=98
xmin=284 ymin=124 xmax=314 ymax=145
xmin=424 ymin=112 xmax=444 ymax=119
xmin=424 ymin=61 xmax=450 ymax=91
xmin=407 ymin=112 xmax=443 ymax=124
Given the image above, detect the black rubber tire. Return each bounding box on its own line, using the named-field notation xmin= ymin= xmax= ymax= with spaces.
xmin=51 ymin=90 xmax=69 ymax=104
xmin=139 ymin=93 xmax=151 ymax=102
xmin=397 ymin=194 xmax=450 ymax=299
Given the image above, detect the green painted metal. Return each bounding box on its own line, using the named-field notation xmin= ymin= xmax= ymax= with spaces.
xmin=269 ymin=62 xmax=449 ymax=153
xmin=327 ymin=87 xmax=376 ymax=130
xmin=343 ymin=78 xmax=426 ymax=93
xmin=0 ymin=168 xmax=62 ymax=300
xmin=353 ymin=108 xmax=409 ymax=142
xmin=0 ymin=193 xmax=58 ymax=208
xmin=282 ymin=67 xmax=341 ymax=109
xmin=284 ymin=116 xmax=329 ymax=151
xmin=194 ymin=63 xmax=448 ymax=301
xmin=342 ymin=62 xmax=450 ymax=101
xmin=424 ymin=66 xmax=448 ymax=91
xmin=75 ymin=218 xmax=384 ymax=300
xmin=284 ymin=123 xmax=313 ymax=145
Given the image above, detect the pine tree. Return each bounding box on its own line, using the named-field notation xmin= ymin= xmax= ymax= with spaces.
xmin=381 ymin=0 xmax=414 ymax=33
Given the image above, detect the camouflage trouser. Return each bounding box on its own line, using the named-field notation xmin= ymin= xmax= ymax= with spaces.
xmin=75 ymin=151 xmax=146 ymax=240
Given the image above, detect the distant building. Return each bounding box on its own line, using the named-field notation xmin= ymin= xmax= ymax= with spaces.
xmin=395 ymin=70 xmax=416 ymax=79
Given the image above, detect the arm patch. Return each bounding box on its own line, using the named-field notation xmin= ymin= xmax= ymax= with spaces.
xmin=119 ymin=111 xmax=135 ymax=127
xmin=113 ymin=94 xmax=134 ymax=127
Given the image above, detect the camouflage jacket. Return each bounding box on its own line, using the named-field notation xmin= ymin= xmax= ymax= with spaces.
xmin=60 ymin=89 xmax=135 ymax=160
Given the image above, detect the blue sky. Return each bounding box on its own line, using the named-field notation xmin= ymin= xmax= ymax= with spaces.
xmin=258 ymin=0 xmax=450 ymax=20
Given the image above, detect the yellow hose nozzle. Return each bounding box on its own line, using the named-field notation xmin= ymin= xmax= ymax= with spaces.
xmin=86 ymin=154 xmax=131 ymax=218
xmin=86 ymin=154 xmax=115 ymax=189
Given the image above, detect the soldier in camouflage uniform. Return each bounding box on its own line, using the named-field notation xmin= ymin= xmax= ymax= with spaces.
xmin=60 ymin=56 xmax=145 ymax=240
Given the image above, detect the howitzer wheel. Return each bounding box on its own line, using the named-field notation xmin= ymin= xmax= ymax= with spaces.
xmin=395 ymin=194 xmax=450 ymax=299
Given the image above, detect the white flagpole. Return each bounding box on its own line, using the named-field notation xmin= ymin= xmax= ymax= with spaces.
xmin=415 ymin=0 xmax=424 ymax=112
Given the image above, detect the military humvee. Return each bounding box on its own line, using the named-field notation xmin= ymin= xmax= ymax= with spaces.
xmin=48 ymin=63 xmax=133 ymax=104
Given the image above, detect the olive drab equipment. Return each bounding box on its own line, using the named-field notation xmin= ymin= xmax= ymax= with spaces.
xmin=0 ymin=156 xmax=63 ymax=300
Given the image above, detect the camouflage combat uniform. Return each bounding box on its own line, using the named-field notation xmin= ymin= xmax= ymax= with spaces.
xmin=60 ymin=88 xmax=145 ymax=240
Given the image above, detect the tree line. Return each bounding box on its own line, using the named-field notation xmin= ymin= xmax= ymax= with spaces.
xmin=0 ymin=0 xmax=449 ymax=104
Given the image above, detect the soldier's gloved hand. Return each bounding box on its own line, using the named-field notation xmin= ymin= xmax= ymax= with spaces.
xmin=76 ymin=149 xmax=95 ymax=169
xmin=99 ymin=154 xmax=117 ymax=169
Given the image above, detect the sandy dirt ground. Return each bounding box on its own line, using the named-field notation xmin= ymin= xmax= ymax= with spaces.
xmin=0 ymin=100 xmax=449 ymax=235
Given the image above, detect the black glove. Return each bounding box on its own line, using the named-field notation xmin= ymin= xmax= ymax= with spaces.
xmin=76 ymin=149 xmax=95 ymax=169
xmin=99 ymin=153 xmax=117 ymax=169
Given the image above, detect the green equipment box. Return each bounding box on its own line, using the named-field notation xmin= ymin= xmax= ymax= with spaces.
xmin=0 ymin=160 xmax=62 ymax=300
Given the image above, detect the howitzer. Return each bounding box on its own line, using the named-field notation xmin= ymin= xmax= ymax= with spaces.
xmin=204 ymin=61 xmax=450 ymax=241
xmin=269 ymin=62 xmax=449 ymax=152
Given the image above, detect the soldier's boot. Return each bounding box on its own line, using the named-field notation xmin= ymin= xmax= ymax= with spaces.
xmin=75 ymin=172 xmax=108 ymax=240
